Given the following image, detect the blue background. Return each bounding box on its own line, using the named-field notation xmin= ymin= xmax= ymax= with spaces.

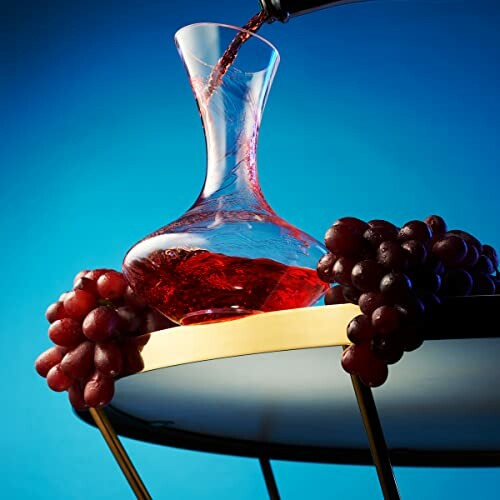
xmin=3 ymin=0 xmax=500 ymax=498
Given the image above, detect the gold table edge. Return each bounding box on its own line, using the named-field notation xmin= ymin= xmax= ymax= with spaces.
xmin=138 ymin=304 xmax=358 ymax=373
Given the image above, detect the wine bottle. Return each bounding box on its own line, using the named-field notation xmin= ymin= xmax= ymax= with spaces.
xmin=259 ymin=0 xmax=370 ymax=22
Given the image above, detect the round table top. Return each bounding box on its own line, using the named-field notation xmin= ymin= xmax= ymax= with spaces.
xmin=78 ymin=297 xmax=500 ymax=466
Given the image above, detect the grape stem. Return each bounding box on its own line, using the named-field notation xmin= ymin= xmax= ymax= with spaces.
xmin=89 ymin=407 xmax=152 ymax=500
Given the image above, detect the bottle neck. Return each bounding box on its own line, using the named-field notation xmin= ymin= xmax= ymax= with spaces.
xmin=259 ymin=0 xmax=370 ymax=22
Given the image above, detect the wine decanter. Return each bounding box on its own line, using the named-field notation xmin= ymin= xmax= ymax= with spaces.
xmin=123 ymin=23 xmax=328 ymax=325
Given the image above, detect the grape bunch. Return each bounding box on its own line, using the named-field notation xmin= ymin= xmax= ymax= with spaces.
xmin=317 ymin=216 xmax=500 ymax=387
xmin=35 ymin=269 xmax=175 ymax=409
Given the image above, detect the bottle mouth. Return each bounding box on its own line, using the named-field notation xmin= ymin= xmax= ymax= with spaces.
xmin=174 ymin=22 xmax=280 ymax=75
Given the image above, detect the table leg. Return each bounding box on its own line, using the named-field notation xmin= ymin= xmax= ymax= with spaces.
xmin=89 ymin=407 xmax=152 ymax=500
xmin=349 ymin=373 xmax=401 ymax=500
xmin=259 ymin=457 xmax=280 ymax=500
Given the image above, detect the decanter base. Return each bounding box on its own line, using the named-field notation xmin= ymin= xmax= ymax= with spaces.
xmin=179 ymin=308 xmax=262 ymax=326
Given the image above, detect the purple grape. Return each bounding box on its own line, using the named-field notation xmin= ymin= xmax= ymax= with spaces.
xmin=351 ymin=260 xmax=385 ymax=292
xmin=358 ymin=292 xmax=386 ymax=316
xmin=482 ymin=244 xmax=499 ymax=269
xmin=333 ymin=217 xmax=368 ymax=234
xmin=332 ymin=257 xmax=357 ymax=286
xmin=347 ymin=315 xmax=375 ymax=344
xmin=325 ymin=223 xmax=366 ymax=257
xmin=316 ymin=253 xmax=337 ymax=283
xmin=371 ymin=334 xmax=404 ymax=364
xmin=364 ymin=225 xmax=399 ymax=248
xmin=447 ymin=229 xmax=481 ymax=252
xmin=380 ymin=272 xmax=412 ymax=299
xmin=471 ymin=273 xmax=496 ymax=295
xmin=425 ymin=215 xmax=447 ymax=236
xmin=342 ymin=286 xmax=361 ymax=304
xmin=401 ymin=240 xmax=428 ymax=268
xmin=324 ymin=286 xmax=347 ymax=305
xmin=400 ymin=324 xmax=424 ymax=352
xmin=440 ymin=269 xmax=473 ymax=297
xmin=474 ymin=255 xmax=495 ymax=275
xmin=371 ymin=305 xmax=401 ymax=334
xmin=394 ymin=297 xmax=425 ymax=323
xmin=413 ymin=270 xmax=442 ymax=294
xmin=398 ymin=220 xmax=432 ymax=244
xmin=462 ymin=245 xmax=479 ymax=269
xmin=377 ymin=241 xmax=408 ymax=271
xmin=432 ymin=235 xmax=467 ymax=267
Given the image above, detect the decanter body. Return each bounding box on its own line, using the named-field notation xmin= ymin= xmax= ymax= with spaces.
xmin=123 ymin=23 xmax=328 ymax=325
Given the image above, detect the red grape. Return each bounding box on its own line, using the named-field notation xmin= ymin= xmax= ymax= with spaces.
xmin=73 ymin=276 xmax=98 ymax=296
xmin=94 ymin=342 xmax=123 ymax=378
xmin=324 ymin=286 xmax=346 ymax=305
xmin=73 ymin=270 xmax=89 ymax=286
xmin=84 ymin=371 xmax=115 ymax=408
xmin=47 ymin=365 xmax=73 ymax=392
xmin=48 ymin=318 xmax=84 ymax=347
xmin=368 ymin=220 xmax=398 ymax=232
xmin=371 ymin=305 xmax=400 ymax=334
xmin=142 ymin=310 xmax=176 ymax=333
xmin=121 ymin=341 xmax=145 ymax=376
xmin=351 ymin=260 xmax=385 ymax=292
xmin=82 ymin=306 xmax=119 ymax=342
xmin=35 ymin=347 xmax=64 ymax=377
xmin=97 ymin=271 xmax=127 ymax=300
xmin=124 ymin=286 xmax=148 ymax=310
xmin=316 ymin=253 xmax=336 ymax=283
xmin=341 ymin=343 xmax=372 ymax=375
xmin=68 ymin=383 xmax=87 ymax=411
xmin=63 ymin=290 xmax=97 ymax=320
xmin=84 ymin=269 xmax=112 ymax=281
xmin=60 ymin=341 xmax=95 ymax=380
xmin=358 ymin=357 xmax=388 ymax=387
xmin=116 ymin=306 xmax=143 ymax=334
xmin=45 ymin=302 xmax=67 ymax=323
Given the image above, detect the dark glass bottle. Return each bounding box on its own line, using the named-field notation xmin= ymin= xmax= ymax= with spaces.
xmin=259 ymin=0 xmax=370 ymax=22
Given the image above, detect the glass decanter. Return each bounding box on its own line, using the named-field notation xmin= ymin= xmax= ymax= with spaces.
xmin=123 ymin=23 xmax=328 ymax=325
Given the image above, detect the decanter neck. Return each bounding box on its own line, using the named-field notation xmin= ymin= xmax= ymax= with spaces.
xmin=193 ymin=73 xmax=272 ymax=209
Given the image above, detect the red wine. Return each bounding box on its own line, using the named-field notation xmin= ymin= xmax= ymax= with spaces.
xmin=204 ymin=11 xmax=268 ymax=99
xmin=125 ymin=248 xmax=328 ymax=325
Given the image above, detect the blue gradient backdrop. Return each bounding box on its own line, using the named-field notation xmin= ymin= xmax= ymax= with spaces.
xmin=3 ymin=0 xmax=500 ymax=498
